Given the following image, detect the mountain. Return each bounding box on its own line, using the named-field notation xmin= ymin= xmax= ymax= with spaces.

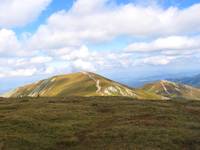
xmin=142 ymin=80 xmax=200 ymax=100
xmin=170 ymin=74 xmax=200 ymax=88
xmin=3 ymin=72 xmax=163 ymax=100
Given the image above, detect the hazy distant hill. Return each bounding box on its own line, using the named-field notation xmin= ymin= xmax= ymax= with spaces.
xmin=3 ymin=72 xmax=163 ymax=100
xmin=142 ymin=80 xmax=200 ymax=100
xmin=170 ymin=74 xmax=200 ymax=88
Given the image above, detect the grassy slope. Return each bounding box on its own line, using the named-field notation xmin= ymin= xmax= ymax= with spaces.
xmin=4 ymin=72 xmax=163 ymax=100
xmin=6 ymin=73 xmax=98 ymax=97
xmin=142 ymin=80 xmax=200 ymax=100
xmin=88 ymin=72 xmax=164 ymax=99
xmin=0 ymin=97 xmax=200 ymax=150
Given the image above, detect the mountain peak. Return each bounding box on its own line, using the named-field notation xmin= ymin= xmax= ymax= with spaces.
xmin=160 ymin=80 xmax=173 ymax=83
xmin=3 ymin=72 xmax=162 ymax=100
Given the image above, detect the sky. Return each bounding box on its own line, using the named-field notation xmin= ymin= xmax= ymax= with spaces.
xmin=1 ymin=0 xmax=200 ymax=93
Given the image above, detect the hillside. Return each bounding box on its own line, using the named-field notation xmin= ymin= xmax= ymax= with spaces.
xmin=142 ymin=80 xmax=200 ymax=100
xmin=3 ymin=72 xmax=163 ymax=100
xmin=0 ymin=97 xmax=200 ymax=150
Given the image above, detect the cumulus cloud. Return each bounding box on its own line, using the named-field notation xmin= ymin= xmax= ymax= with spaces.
xmin=0 ymin=55 xmax=53 ymax=78
xmin=0 ymin=68 xmax=37 ymax=78
xmin=30 ymin=56 xmax=52 ymax=64
xmin=0 ymin=28 xmax=36 ymax=56
xmin=72 ymin=59 xmax=96 ymax=71
xmin=0 ymin=0 xmax=52 ymax=27
xmin=49 ymin=45 xmax=131 ymax=71
xmin=28 ymin=0 xmax=200 ymax=50
xmin=0 ymin=29 xmax=20 ymax=52
xmin=1 ymin=0 xmax=200 ymax=79
xmin=141 ymin=56 xmax=176 ymax=65
xmin=125 ymin=36 xmax=200 ymax=52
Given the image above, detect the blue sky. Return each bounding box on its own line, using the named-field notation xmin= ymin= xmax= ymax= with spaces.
xmin=0 ymin=0 xmax=200 ymax=93
xmin=14 ymin=0 xmax=74 ymax=35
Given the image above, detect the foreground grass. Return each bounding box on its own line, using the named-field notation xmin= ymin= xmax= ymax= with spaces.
xmin=0 ymin=97 xmax=200 ymax=150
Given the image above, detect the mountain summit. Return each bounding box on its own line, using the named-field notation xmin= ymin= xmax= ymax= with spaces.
xmin=3 ymin=72 xmax=162 ymax=99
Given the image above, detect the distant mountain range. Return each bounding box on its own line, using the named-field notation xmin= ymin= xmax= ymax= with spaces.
xmin=169 ymin=74 xmax=200 ymax=88
xmin=2 ymin=72 xmax=200 ymax=100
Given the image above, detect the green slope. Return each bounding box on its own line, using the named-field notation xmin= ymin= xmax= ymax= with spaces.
xmin=142 ymin=80 xmax=200 ymax=100
xmin=0 ymin=97 xmax=200 ymax=150
xmin=3 ymin=72 xmax=163 ymax=100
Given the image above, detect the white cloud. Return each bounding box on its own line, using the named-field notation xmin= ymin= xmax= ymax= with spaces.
xmin=9 ymin=68 xmax=38 ymax=77
xmin=28 ymin=0 xmax=200 ymax=50
xmin=0 ymin=0 xmax=52 ymax=27
xmin=72 ymin=59 xmax=96 ymax=71
xmin=44 ymin=66 xmax=55 ymax=74
xmin=0 ymin=29 xmax=20 ymax=52
xmin=58 ymin=45 xmax=92 ymax=60
xmin=71 ymin=0 xmax=108 ymax=14
xmin=142 ymin=56 xmax=175 ymax=65
xmin=0 ymin=56 xmax=52 ymax=67
xmin=0 ymin=68 xmax=37 ymax=78
xmin=1 ymin=0 xmax=200 ymax=79
xmin=0 ymin=28 xmax=35 ymax=56
xmin=30 ymin=56 xmax=52 ymax=64
xmin=36 ymin=45 xmax=136 ymax=73
xmin=0 ymin=55 xmax=53 ymax=78
xmin=125 ymin=36 xmax=200 ymax=52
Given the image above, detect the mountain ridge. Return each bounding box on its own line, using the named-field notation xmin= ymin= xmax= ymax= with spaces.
xmin=3 ymin=72 xmax=164 ymax=100
xmin=141 ymin=80 xmax=200 ymax=100
xmin=3 ymin=72 xmax=200 ymax=100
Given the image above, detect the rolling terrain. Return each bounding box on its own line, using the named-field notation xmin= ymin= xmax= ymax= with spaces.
xmin=0 ymin=97 xmax=200 ymax=150
xmin=3 ymin=72 xmax=163 ymax=100
xmin=142 ymin=80 xmax=200 ymax=100
xmin=1 ymin=74 xmax=200 ymax=149
xmin=3 ymin=72 xmax=200 ymax=100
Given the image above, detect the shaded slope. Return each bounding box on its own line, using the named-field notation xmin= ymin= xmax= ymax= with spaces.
xmin=3 ymin=72 xmax=163 ymax=99
xmin=142 ymin=80 xmax=200 ymax=100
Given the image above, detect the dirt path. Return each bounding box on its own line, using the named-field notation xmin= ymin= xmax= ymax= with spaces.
xmin=161 ymin=82 xmax=170 ymax=95
xmin=81 ymin=71 xmax=102 ymax=94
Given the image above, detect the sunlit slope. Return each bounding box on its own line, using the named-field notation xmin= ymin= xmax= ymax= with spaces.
xmin=142 ymin=80 xmax=200 ymax=100
xmin=3 ymin=72 xmax=163 ymax=99
xmin=1 ymin=97 xmax=200 ymax=150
